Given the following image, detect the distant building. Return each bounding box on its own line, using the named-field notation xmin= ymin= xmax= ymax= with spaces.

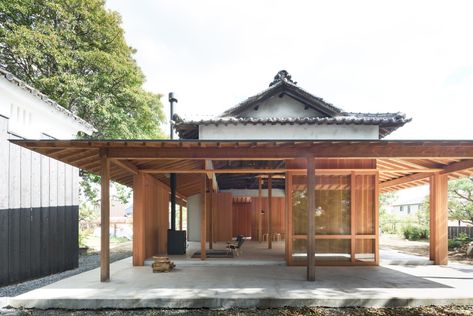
xmin=0 ymin=68 xmax=94 ymax=286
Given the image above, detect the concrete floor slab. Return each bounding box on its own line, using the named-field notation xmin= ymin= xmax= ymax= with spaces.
xmin=7 ymin=256 xmax=473 ymax=309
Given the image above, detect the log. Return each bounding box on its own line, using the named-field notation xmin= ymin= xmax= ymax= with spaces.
xmin=151 ymin=256 xmax=175 ymax=273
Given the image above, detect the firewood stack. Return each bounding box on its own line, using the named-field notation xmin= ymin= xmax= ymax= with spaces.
xmin=152 ymin=256 xmax=175 ymax=273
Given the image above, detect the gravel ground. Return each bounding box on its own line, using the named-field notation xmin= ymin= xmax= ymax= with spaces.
xmin=0 ymin=242 xmax=132 ymax=298
xmin=1 ymin=306 xmax=473 ymax=316
xmin=380 ymin=234 xmax=473 ymax=265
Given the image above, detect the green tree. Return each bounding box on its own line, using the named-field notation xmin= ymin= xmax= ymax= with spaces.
xmin=0 ymin=0 xmax=166 ymax=204
xmin=0 ymin=0 xmax=165 ymax=139
xmin=448 ymin=177 xmax=473 ymax=225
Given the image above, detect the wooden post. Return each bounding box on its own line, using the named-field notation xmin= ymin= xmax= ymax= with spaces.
xmin=132 ymin=173 xmax=145 ymax=266
xmin=307 ymin=156 xmax=315 ymax=281
xmin=258 ymin=176 xmax=263 ymax=242
xmin=209 ymin=180 xmax=213 ymax=250
xmin=350 ymin=172 xmax=356 ymax=263
xmin=268 ymin=174 xmax=273 ymax=249
xmin=179 ymin=204 xmax=183 ymax=230
xmin=374 ymin=171 xmax=380 ymax=265
xmin=285 ymin=172 xmax=292 ymax=264
xmin=200 ymin=174 xmax=207 ymax=260
xmin=100 ymin=155 xmax=110 ymax=282
xmin=430 ymin=173 xmax=448 ymax=265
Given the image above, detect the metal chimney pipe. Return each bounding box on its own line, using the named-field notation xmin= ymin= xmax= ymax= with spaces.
xmin=169 ymin=92 xmax=178 ymax=231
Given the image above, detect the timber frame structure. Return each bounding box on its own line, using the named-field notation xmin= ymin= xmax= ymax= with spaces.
xmin=11 ymin=139 xmax=473 ymax=281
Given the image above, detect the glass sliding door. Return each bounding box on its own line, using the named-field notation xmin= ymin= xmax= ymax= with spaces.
xmin=289 ymin=172 xmax=378 ymax=265
xmin=291 ymin=175 xmax=351 ymax=263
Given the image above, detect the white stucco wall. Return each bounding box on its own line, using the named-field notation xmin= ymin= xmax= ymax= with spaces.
xmin=200 ymin=124 xmax=379 ymax=140
xmin=221 ymin=189 xmax=286 ymax=198
xmin=238 ymin=94 xmax=324 ymax=118
xmin=0 ymin=77 xmax=92 ymax=139
xmin=187 ymin=194 xmax=201 ymax=242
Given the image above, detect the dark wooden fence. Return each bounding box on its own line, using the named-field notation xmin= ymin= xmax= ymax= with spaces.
xmin=448 ymin=226 xmax=473 ymax=239
xmin=0 ymin=206 xmax=78 ymax=286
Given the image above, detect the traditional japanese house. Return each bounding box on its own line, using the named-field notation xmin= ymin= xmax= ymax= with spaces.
xmin=12 ymin=71 xmax=473 ymax=281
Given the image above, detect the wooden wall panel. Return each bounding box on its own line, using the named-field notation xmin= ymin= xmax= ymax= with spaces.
xmin=133 ymin=173 xmax=169 ymax=266
xmin=207 ymin=192 xmax=233 ymax=242
xmin=233 ymin=201 xmax=252 ymax=237
xmin=231 ymin=197 xmax=285 ymax=239
xmin=353 ymin=174 xmax=376 ymax=235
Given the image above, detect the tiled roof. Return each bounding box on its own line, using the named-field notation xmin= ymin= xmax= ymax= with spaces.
xmin=0 ymin=67 xmax=95 ymax=133
xmin=220 ymin=78 xmax=343 ymax=117
xmin=173 ymin=112 xmax=411 ymax=139
xmin=173 ymin=70 xmax=411 ymax=139
xmin=174 ymin=112 xmax=409 ymax=126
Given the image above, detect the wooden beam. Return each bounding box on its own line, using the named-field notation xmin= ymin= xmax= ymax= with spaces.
xmin=100 ymin=143 xmax=473 ymax=160
xmin=307 ymin=156 xmax=316 ymax=281
xmin=111 ymin=159 xmax=139 ymax=175
xmin=380 ymin=172 xmax=433 ymax=189
xmin=139 ymin=168 xmax=435 ymax=174
xmin=100 ymin=155 xmax=110 ymax=282
xmin=430 ymin=173 xmax=448 ymax=265
xmin=258 ymin=176 xmax=263 ymax=243
xmin=200 ymin=174 xmax=207 ymax=260
xmin=440 ymin=159 xmax=473 ymax=175
xmin=268 ymin=174 xmax=272 ymax=250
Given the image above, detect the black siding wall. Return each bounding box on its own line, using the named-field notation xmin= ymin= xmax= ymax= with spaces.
xmin=0 ymin=206 xmax=79 ymax=286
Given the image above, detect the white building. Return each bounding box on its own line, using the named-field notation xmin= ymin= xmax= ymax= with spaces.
xmin=0 ymin=68 xmax=94 ymax=286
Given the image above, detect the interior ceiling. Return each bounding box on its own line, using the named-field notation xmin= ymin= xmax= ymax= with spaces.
xmin=213 ymin=160 xmax=285 ymax=190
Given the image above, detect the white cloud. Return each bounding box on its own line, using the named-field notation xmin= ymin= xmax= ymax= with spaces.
xmin=106 ymin=0 xmax=473 ymax=139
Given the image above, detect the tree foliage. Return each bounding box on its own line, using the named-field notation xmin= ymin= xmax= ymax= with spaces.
xmin=448 ymin=177 xmax=473 ymax=225
xmin=0 ymin=0 xmax=166 ymax=204
xmin=0 ymin=0 xmax=165 ymax=139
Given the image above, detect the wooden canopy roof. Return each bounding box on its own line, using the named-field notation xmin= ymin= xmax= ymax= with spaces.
xmin=10 ymin=139 xmax=473 ymax=196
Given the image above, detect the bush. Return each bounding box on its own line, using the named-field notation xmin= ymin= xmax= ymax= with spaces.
xmin=402 ymin=225 xmax=429 ymax=241
xmin=448 ymin=232 xmax=472 ymax=250
xmin=448 ymin=239 xmax=463 ymax=250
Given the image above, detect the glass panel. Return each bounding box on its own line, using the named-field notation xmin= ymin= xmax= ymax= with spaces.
xmin=292 ymin=175 xmax=351 ymax=236
xmin=292 ymin=239 xmax=307 ymax=262
xmin=291 ymin=239 xmax=351 ymax=262
xmin=315 ymin=239 xmax=351 ymax=261
xmin=354 ymin=239 xmax=375 ymax=262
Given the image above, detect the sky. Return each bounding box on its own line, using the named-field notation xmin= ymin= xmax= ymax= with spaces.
xmin=106 ymin=0 xmax=473 ymax=139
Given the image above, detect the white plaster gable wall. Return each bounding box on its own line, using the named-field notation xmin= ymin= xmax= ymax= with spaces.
xmin=199 ymin=124 xmax=379 ymax=140
xmin=0 ymin=77 xmax=91 ymax=139
xmin=238 ymin=94 xmax=325 ymax=118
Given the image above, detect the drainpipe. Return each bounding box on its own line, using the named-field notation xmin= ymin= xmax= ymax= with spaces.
xmin=169 ymin=92 xmax=178 ymax=231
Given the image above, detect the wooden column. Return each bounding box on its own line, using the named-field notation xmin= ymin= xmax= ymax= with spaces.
xmin=285 ymin=172 xmax=292 ymax=264
xmin=430 ymin=173 xmax=448 ymax=265
xmin=258 ymin=176 xmax=263 ymax=242
xmin=179 ymin=204 xmax=183 ymax=230
xmin=209 ymin=180 xmax=213 ymax=250
xmin=307 ymin=156 xmax=315 ymax=281
xmin=200 ymin=174 xmax=207 ymax=260
xmin=374 ymin=171 xmax=380 ymax=265
xmin=100 ymin=155 xmax=110 ymax=282
xmin=268 ymin=174 xmax=273 ymax=249
xmin=350 ymin=172 xmax=356 ymax=263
